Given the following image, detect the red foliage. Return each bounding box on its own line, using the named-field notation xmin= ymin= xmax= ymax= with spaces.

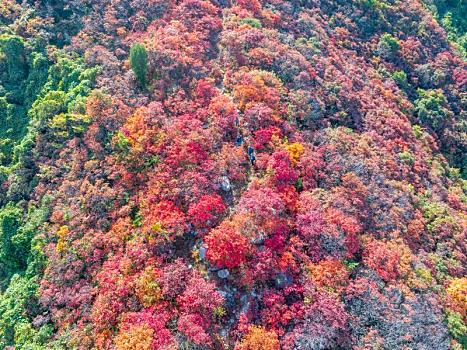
xmin=177 ymin=273 xmax=224 ymax=318
xmin=188 ymin=194 xmax=226 ymax=229
xmin=158 ymin=259 xmax=191 ymax=300
xmin=268 ymin=150 xmax=298 ymax=186
xmin=363 ymin=240 xmax=401 ymax=282
xmin=177 ymin=313 xmax=212 ymax=345
xmin=176 ymin=273 xmax=224 ymax=344
xmin=12 ymin=0 xmax=465 ymax=348
xmin=238 ymin=186 xmax=286 ymax=225
xmin=205 ymin=222 xmax=251 ymax=269
xmin=253 ymin=126 xmax=282 ymax=150
xmin=141 ymin=200 xmax=188 ymax=240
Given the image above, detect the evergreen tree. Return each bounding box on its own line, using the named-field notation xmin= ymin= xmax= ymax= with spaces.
xmin=129 ymin=43 xmax=148 ymax=87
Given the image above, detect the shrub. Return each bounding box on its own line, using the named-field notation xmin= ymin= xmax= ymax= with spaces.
xmin=205 ymin=222 xmax=250 ymax=269
xmin=377 ymin=33 xmax=400 ymax=59
xmin=414 ymin=89 xmax=451 ymax=130
xmin=240 ymin=18 xmax=262 ymax=29
xmin=235 ymin=326 xmax=280 ymax=350
xmin=0 ymin=34 xmax=27 ymax=82
xmin=114 ymin=324 xmax=154 ymax=350
xmin=446 ymin=311 xmax=467 ymax=347
xmin=392 ymin=70 xmax=409 ymax=90
xmin=447 ymin=278 xmax=467 ymax=316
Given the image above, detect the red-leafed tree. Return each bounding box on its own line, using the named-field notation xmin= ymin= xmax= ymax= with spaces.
xmin=205 ymin=222 xmax=251 ymax=269
xmin=188 ymin=194 xmax=226 ymax=230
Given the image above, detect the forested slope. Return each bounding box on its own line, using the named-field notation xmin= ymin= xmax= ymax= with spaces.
xmin=0 ymin=0 xmax=466 ymax=349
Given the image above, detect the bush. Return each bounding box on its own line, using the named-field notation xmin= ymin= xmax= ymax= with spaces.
xmin=414 ymin=89 xmax=451 ymax=130
xmin=399 ymin=151 xmax=415 ymax=166
xmin=446 ymin=311 xmax=467 ymax=347
xmin=240 ymin=17 xmax=262 ymax=29
xmin=235 ymin=326 xmax=280 ymax=350
xmin=377 ymin=33 xmax=400 ymax=59
xmin=392 ymin=70 xmax=409 ymax=90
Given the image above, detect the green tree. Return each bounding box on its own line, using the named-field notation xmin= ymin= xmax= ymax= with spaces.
xmin=377 ymin=33 xmax=400 ymax=59
xmin=392 ymin=70 xmax=409 ymax=90
xmin=446 ymin=311 xmax=467 ymax=348
xmin=427 ymin=0 xmax=467 ymax=58
xmin=0 ymin=37 xmax=49 ymax=168
xmin=0 ymin=35 xmax=28 ymax=83
xmin=414 ymin=89 xmax=452 ymax=130
xmin=129 ymin=43 xmax=148 ymax=87
xmin=0 ymin=203 xmax=22 ymax=288
xmin=0 ymin=197 xmax=51 ymax=348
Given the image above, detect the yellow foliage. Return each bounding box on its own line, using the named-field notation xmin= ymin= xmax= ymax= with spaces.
xmin=49 ymin=113 xmax=91 ymax=135
xmin=151 ymin=222 xmax=164 ymax=233
xmin=147 ymin=222 xmax=169 ymax=245
xmin=134 ymin=266 xmax=161 ymax=307
xmin=236 ymin=326 xmax=280 ymax=350
xmin=284 ymin=142 xmax=304 ymax=166
xmin=56 ymin=225 xmax=69 ymax=253
xmin=213 ymin=306 xmax=226 ymax=318
xmin=114 ymin=324 xmax=154 ymax=350
xmin=408 ymin=267 xmax=434 ymax=290
xmin=447 ymin=278 xmax=467 ymax=317
xmin=393 ymin=241 xmax=413 ymax=279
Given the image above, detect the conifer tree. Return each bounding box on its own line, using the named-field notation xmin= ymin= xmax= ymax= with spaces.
xmin=129 ymin=43 xmax=148 ymax=87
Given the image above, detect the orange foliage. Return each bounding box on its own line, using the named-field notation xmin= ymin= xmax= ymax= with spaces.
xmin=232 ymin=70 xmax=283 ymax=113
xmin=308 ymin=259 xmax=350 ymax=295
xmin=134 ymin=266 xmax=161 ymax=307
xmin=114 ymin=324 xmax=154 ymax=350
xmin=447 ymin=278 xmax=467 ymax=317
xmin=284 ymin=142 xmax=305 ymax=166
xmin=236 ymin=326 xmax=280 ymax=350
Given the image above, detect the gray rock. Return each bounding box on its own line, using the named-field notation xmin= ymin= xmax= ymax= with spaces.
xmin=220 ymin=176 xmax=231 ymax=192
xmin=275 ymin=272 xmax=293 ymax=288
xmin=217 ymin=269 xmax=230 ymax=279
xmin=199 ymin=246 xmax=207 ymax=260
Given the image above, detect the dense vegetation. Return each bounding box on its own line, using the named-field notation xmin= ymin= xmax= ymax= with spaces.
xmin=0 ymin=0 xmax=465 ymax=349
xmin=425 ymin=0 xmax=466 ymax=58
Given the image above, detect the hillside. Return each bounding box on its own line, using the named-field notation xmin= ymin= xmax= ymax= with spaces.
xmin=0 ymin=0 xmax=466 ymax=349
